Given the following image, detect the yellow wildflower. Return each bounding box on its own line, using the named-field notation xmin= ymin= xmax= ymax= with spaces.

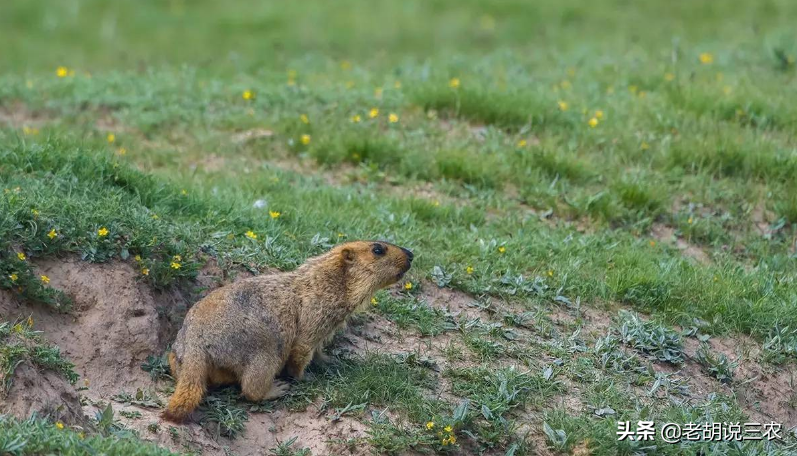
xmin=245 ymin=230 xmax=258 ymax=240
xmin=12 ymin=323 xmax=22 ymax=333
xmin=688 ymin=217 xmax=693 ymax=224
xmin=22 ymin=126 xmax=39 ymax=136
xmin=98 ymin=227 xmax=109 ymax=237
xmin=649 ymin=241 xmax=656 ymax=247
xmin=548 ymin=270 xmax=554 ymax=277
xmin=640 ymin=142 xmax=650 ymax=151
xmin=27 ymin=316 xmax=33 ymax=327
xmin=594 ymin=110 xmax=604 ymax=119
xmin=181 ymin=189 xmax=188 ymax=196
xmin=141 ymin=268 xmax=149 ymax=276
xmin=31 ymin=209 xmax=39 ymax=216
xmin=107 ymin=133 xmax=115 ymax=144
xmin=171 ymin=262 xmax=181 ymax=269
xmin=699 ymin=52 xmax=714 ymax=64
xmin=466 ymin=266 xmax=474 ymax=275
xmin=404 ymin=282 xmax=413 ymax=290
xmin=9 ymin=273 xmax=18 ymax=282
xmin=557 ymin=101 xmax=568 ymax=111
xmin=444 ymin=425 xmax=453 ymax=433
xmin=369 ymin=108 xmax=379 ymax=119
xmin=300 ymin=134 xmax=311 ymax=145
xmin=151 ymin=214 xmax=159 ymax=219
xmin=47 ymin=229 xmax=57 ymax=239
xmin=664 ymin=73 xmax=675 ymax=82
xmin=388 ymin=113 xmax=399 ymax=123
xmin=173 ymin=255 xmax=182 ymax=261
xmin=448 ymin=435 xmax=457 ymax=444
xmin=426 ymin=421 xmax=435 ymax=430
xmin=55 ymin=421 xmax=64 ymax=430
xmin=517 ymin=139 xmax=527 ymax=147
xmin=40 ymin=275 xmax=50 ymax=284
xmin=269 ymin=210 xmax=281 ymax=219
xmin=56 ymin=67 xmax=68 ymax=78
xmin=498 ymin=246 xmax=506 ymax=254
xmin=17 ymin=252 xmax=26 ymax=261
xmin=449 ymin=78 xmax=460 ymax=89
xmin=242 ymin=90 xmax=254 ymax=100
xmin=117 ymin=147 xmax=127 ymax=156
xmin=394 ymin=80 xmax=402 ymax=89
xmin=371 ymin=297 xmax=378 ymax=306
xmin=588 ymin=117 xmax=599 ymax=128
xmin=300 ymin=114 xmax=309 ymax=124
xmin=351 ymin=114 xmax=361 ymax=123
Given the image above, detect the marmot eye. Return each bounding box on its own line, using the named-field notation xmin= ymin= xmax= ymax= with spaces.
xmin=372 ymin=244 xmax=386 ymax=256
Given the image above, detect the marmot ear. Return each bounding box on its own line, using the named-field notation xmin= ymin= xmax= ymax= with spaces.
xmin=341 ymin=248 xmax=355 ymax=264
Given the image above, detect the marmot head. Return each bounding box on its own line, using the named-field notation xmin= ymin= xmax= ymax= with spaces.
xmin=337 ymin=240 xmax=414 ymax=292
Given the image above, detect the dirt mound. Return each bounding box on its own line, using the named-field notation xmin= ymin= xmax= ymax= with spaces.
xmin=1 ymin=363 xmax=84 ymax=425
xmin=0 ymin=258 xmax=168 ymax=393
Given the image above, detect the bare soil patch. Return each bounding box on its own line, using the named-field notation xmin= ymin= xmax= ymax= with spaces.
xmin=0 ymin=102 xmax=54 ymax=129
xmin=651 ymin=223 xmax=710 ymax=264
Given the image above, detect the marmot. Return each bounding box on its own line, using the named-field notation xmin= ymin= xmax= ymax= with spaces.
xmin=161 ymin=240 xmax=413 ymax=422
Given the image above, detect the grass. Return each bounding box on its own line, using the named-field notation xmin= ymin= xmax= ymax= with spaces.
xmin=1 ymin=0 xmax=797 ymax=454
xmin=615 ymin=311 xmax=685 ymax=364
xmin=268 ymin=437 xmax=312 ymax=456
xmin=374 ymin=293 xmax=452 ymax=336
xmin=445 ymin=366 xmax=561 ymax=449
xmin=0 ymin=414 xmax=177 ymax=456
xmin=694 ymin=343 xmax=737 ymax=384
xmin=0 ymin=320 xmax=78 ymax=392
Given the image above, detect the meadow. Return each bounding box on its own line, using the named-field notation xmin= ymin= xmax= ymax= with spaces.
xmin=1 ymin=0 xmax=796 ymax=455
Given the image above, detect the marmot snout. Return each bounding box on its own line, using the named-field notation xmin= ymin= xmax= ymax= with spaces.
xmin=161 ymin=240 xmax=413 ymax=422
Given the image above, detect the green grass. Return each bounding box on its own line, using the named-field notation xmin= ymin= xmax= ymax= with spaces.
xmin=374 ymin=293 xmax=452 ymax=336
xmin=0 ymin=321 xmax=78 ymax=392
xmin=615 ymin=311 xmax=685 ymax=364
xmin=2 ymin=0 xmax=797 ymax=453
xmin=0 ymin=414 xmax=177 ymax=456
xmin=445 ymin=366 xmax=561 ymax=449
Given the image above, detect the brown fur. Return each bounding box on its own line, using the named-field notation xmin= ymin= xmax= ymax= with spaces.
xmin=161 ymin=240 xmax=413 ymax=422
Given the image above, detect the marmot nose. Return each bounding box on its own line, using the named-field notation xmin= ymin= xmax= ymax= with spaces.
xmin=401 ymin=247 xmax=414 ymax=262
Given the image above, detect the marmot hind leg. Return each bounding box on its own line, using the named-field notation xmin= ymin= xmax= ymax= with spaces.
xmin=208 ymin=367 xmax=237 ymax=386
xmin=240 ymin=353 xmax=287 ymax=402
xmin=312 ymin=345 xmax=331 ymax=365
xmin=285 ymin=344 xmax=313 ymax=380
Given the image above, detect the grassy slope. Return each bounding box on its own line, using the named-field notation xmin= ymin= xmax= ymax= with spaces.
xmin=1 ymin=0 xmax=797 ymax=454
